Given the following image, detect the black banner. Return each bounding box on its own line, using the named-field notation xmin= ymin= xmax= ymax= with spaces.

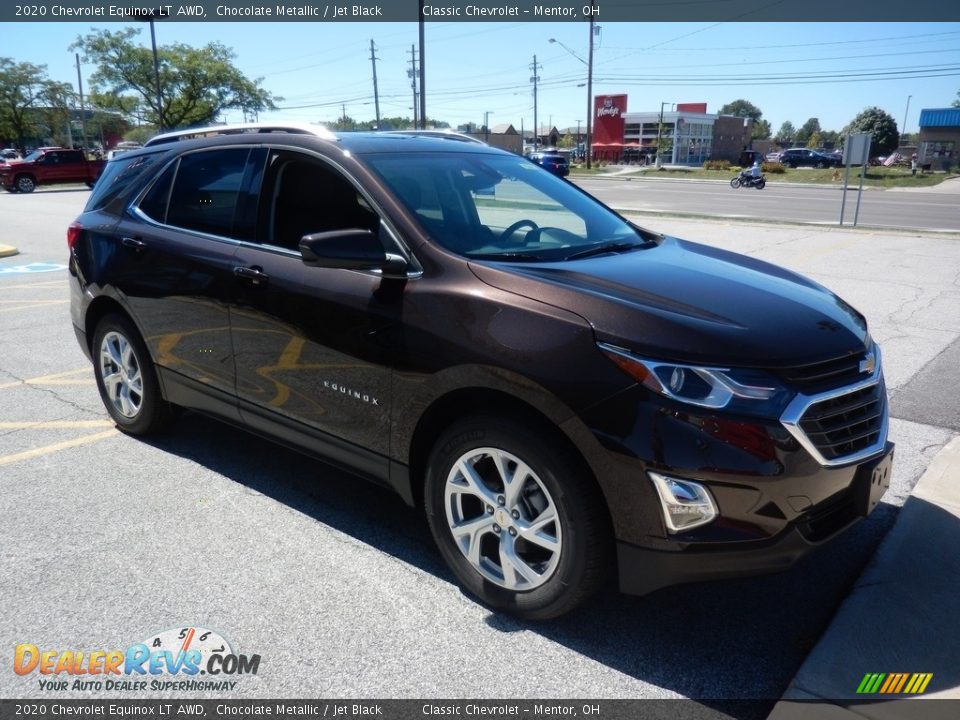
xmin=1 ymin=0 xmax=959 ymax=23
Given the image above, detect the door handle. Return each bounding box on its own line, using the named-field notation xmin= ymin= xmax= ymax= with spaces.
xmin=233 ymin=266 xmax=270 ymax=286
xmin=121 ymin=236 xmax=147 ymax=251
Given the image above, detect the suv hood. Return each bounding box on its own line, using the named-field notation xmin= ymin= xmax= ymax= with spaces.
xmin=469 ymin=236 xmax=869 ymax=368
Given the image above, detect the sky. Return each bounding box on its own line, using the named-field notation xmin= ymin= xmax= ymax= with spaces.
xmin=2 ymin=20 xmax=959 ymax=136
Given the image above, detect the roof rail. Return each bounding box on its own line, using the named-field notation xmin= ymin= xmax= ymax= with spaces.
xmin=144 ymin=122 xmax=338 ymax=147
xmin=380 ymin=129 xmax=487 ymax=145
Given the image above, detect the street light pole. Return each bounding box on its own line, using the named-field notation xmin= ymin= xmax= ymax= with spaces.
xmin=901 ymin=94 xmax=912 ymax=145
xmin=655 ymin=101 xmax=671 ymax=168
xmin=147 ymin=17 xmax=164 ymax=131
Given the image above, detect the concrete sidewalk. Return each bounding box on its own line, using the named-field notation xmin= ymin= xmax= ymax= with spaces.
xmin=769 ymin=436 xmax=960 ymax=718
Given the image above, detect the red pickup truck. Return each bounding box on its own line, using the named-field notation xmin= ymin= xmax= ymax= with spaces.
xmin=0 ymin=147 xmax=106 ymax=193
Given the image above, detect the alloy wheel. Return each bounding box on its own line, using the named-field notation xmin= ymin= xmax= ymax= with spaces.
xmin=443 ymin=447 xmax=562 ymax=591
xmin=99 ymin=330 xmax=143 ymax=418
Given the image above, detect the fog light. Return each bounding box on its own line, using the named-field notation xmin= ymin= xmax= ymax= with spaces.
xmin=648 ymin=472 xmax=718 ymax=533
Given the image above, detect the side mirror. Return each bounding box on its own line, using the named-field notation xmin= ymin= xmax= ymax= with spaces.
xmin=299 ymin=229 xmax=409 ymax=279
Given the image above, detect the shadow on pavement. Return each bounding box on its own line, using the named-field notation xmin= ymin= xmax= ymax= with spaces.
xmin=141 ymin=412 xmax=904 ymax=712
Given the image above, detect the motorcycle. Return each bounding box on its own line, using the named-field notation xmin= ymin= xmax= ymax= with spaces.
xmin=730 ymin=171 xmax=766 ymax=190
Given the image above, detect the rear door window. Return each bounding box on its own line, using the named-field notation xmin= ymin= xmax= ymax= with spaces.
xmin=85 ymin=152 xmax=164 ymax=213
xmin=165 ymin=148 xmax=250 ymax=238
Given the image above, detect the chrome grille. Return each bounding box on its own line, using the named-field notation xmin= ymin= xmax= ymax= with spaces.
xmin=780 ymin=347 xmax=888 ymax=467
xmin=772 ymin=351 xmax=867 ymax=390
xmin=798 ymin=384 xmax=886 ymax=461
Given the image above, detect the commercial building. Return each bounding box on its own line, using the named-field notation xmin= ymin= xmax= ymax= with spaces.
xmin=592 ymin=96 xmax=753 ymax=165
xmin=917 ymin=108 xmax=959 ymax=171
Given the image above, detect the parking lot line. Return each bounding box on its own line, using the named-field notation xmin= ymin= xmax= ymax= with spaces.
xmin=0 ymin=420 xmax=113 ymax=430
xmin=0 ymin=300 xmax=69 ymax=313
xmin=0 ymin=429 xmax=118 ymax=467
xmin=0 ymin=280 xmax=68 ymax=290
xmin=0 ymin=367 xmax=93 ymax=391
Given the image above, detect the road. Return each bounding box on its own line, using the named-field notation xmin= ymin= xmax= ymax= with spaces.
xmin=573 ymin=177 xmax=960 ymax=232
xmin=0 ymin=187 xmax=957 ymax=708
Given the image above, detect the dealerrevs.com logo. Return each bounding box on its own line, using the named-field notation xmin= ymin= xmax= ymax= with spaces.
xmin=14 ymin=626 xmax=260 ymax=692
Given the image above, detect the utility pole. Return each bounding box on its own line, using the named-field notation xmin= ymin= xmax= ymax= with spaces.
xmin=576 ymin=120 xmax=582 ymax=160
xmin=418 ymin=1 xmax=426 ymax=129
xmin=369 ymin=39 xmax=381 ymax=126
xmin=341 ymin=103 xmax=347 ymax=128
xmin=408 ymin=44 xmax=418 ymax=129
xmin=530 ymin=55 xmax=541 ymax=151
xmin=586 ymin=12 xmax=596 ymax=168
xmin=484 ymin=111 xmax=493 ymax=142
xmin=901 ymin=94 xmax=912 ymax=145
xmin=75 ymin=53 xmax=89 ymax=152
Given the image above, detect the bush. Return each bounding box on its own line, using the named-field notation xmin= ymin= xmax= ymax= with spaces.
xmin=702 ymin=159 xmax=731 ymax=171
xmin=762 ymin=161 xmax=785 ymax=174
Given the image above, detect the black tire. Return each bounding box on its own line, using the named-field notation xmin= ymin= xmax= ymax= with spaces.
xmin=92 ymin=313 xmax=173 ymax=435
xmin=730 ymin=177 xmax=741 ymax=189
xmin=815 ymin=161 xmax=826 ymax=169
xmin=424 ymin=416 xmax=611 ymax=620
xmin=85 ymin=181 xmax=95 ymax=189
xmin=15 ymin=175 xmax=36 ymax=193
xmin=756 ymin=178 xmax=766 ymax=190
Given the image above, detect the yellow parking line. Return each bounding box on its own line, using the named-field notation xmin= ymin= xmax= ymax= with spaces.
xmin=0 ymin=420 xmax=114 ymax=430
xmin=0 ymin=368 xmax=93 ymax=391
xmin=0 ymin=429 xmax=118 ymax=467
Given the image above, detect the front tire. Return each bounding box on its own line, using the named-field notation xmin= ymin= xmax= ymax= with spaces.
xmin=15 ymin=175 xmax=35 ymax=193
xmin=730 ymin=177 xmax=742 ymax=189
xmin=92 ymin=313 xmax=173 ymax=435
xmin=425 ymin=416 xmax=610 ymax=620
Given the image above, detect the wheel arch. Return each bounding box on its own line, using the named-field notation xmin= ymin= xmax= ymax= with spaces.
xmin=405 ymin=386 xmax=607 ymax=522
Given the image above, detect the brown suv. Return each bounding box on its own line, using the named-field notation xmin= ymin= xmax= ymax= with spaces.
xmin=68 ymin=124 xmax=893 ymax=619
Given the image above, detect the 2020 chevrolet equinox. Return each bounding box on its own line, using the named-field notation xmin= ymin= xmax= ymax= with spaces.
xmin=69 ymin=124 xmax=893 ymax=619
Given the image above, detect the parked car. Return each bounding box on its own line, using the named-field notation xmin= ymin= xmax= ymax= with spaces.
xmin=779 ymin=148 xmax=842 ymax=169
xmin=1 ymin=148 xmax=21 ymax=162
xmin=0 ymin=147 xmax=105 ymax=193
xmin=528 ymin=151 xmax=570 ymax=177
xmin=68 ymin=125 xmax=893 ymax=619
xmin=765 ymin=151 xmax=783 ymax=162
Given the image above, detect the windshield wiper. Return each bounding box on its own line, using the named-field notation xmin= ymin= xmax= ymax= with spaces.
xmin=563 ymin=241 xmax=649 ymax=261
xmin=468 ymin=251 xmax=544 ymax=261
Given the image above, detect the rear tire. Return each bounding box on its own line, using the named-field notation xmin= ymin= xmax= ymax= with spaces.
xmin=756 ymin=178 xmax=766 ymax=189
xmin=424 ymin=416 xmax=611 ymax=620
xmin=92 ymin=313 xmax=173 ymax=435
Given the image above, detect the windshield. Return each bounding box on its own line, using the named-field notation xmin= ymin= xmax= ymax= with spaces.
xmin=365 ymin=152 xmax=652 ymax=261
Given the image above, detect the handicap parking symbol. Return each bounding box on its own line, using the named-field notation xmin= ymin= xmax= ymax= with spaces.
xmin=0 ymin=262 xmax=68 ymax=276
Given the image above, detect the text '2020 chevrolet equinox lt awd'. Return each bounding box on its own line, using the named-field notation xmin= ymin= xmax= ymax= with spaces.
xmin=69 ymin=123 xmax=893 ymax=619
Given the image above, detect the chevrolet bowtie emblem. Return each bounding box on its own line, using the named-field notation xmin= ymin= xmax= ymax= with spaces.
xmin=859 ymin=352 xmax=876 ymax=375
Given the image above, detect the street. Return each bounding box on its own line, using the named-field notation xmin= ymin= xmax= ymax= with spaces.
xmin=574 ymin=176 xmax=960 ymax=232
xmin=0 ymin=187 xmax=958 ymax=706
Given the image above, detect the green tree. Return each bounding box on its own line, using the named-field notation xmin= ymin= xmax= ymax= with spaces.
xmin=843 ymin=107 xmax=899 ymax=156
xmin=774 ymin=121 xmax=796 ymax=145
xmin=795 ymin=117 xmax=821 ymax=145
xmin=718 ymin=99 xmax=763 ymax=122
xmin=806 ymin=131 xmax=822 ymax=149
xmin=0 ymin=58 xmax=69 ymax=152
xmin=752 ymin=119 xmax=771 ymax=140
xmin=558 ymin=133 xmax=575 ymax=149
xmin=71 ymin=28 xmax=279 ymax=130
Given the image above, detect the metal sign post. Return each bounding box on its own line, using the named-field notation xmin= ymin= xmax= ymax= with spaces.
xmin=840 ymin=133 xmax=871 ymax=226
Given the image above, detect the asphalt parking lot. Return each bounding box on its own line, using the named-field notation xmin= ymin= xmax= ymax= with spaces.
xmin=1 ymin=187 xmax=958 ymax=708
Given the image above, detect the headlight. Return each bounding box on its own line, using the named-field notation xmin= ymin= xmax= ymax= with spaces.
xmin=599 ymin=342 xmax=791 ymax=415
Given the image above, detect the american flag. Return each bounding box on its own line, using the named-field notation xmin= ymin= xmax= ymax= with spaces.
xmin=883 ymin=153 xmax=901 ymax=167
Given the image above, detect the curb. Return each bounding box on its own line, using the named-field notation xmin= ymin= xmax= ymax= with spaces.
xmin=0 ymin=244 xmax=19 ymax=258
xmin=769 ymin=435 xmax=960 ymax=718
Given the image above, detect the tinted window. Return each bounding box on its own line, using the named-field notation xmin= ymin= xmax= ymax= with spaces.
xmin=137 ymin=160 xmax=178 ymax=224
xmin=85 ymin=152 xmax=163 ymax=212
xmin=256 ymin=150 xmax=379 ymax=251
xmin=166 ymin=148 xmax=250 ymax=238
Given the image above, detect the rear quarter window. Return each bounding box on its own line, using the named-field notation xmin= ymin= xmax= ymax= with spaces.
xmin=85 ymin=152 xmax=164 ymax=213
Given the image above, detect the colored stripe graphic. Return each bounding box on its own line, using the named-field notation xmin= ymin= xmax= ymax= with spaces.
xmin=857 ymin=672 xmax=933 ymax=694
